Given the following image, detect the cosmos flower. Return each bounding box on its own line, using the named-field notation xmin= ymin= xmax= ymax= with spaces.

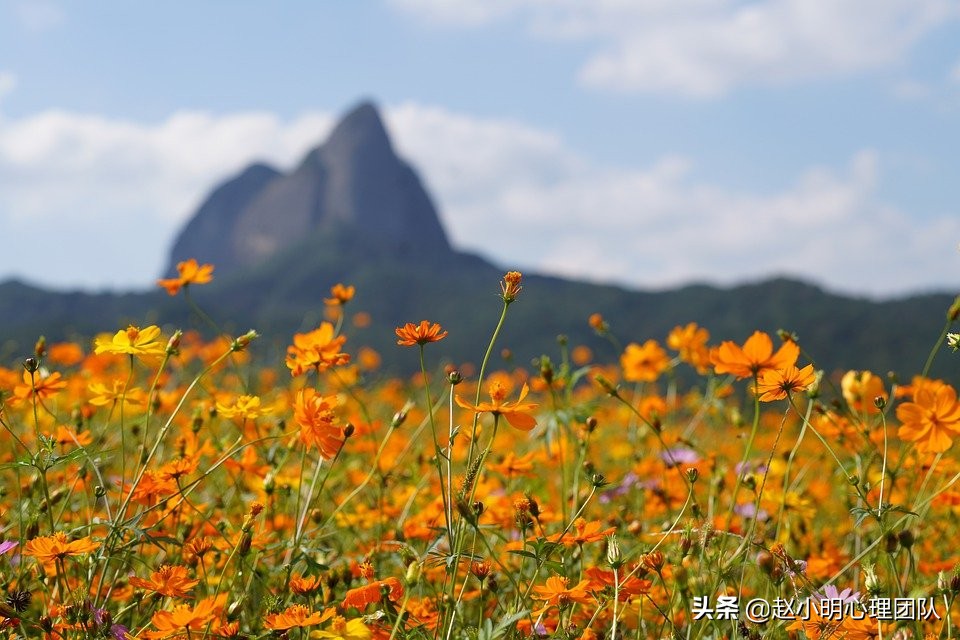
xmin=157 ymin=259 xmax=214 ymax=296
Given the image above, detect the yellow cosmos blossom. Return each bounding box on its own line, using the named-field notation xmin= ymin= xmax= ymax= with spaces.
xmin=216 ymin=394 xmax=272 ymax=421
xmin=94 ymin=325 xmax=166 ymax=359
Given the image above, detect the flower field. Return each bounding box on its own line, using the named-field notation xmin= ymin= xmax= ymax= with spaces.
xmin=2 ymin=264 xmax=960 ymax=639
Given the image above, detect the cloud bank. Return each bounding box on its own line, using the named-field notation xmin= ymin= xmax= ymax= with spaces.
xmin=0 ymin=102 xmax=956 ymax=296
xmin=391 ymin=0 xmax=960 ymax=97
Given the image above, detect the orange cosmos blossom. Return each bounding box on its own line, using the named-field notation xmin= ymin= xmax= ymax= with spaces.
xmin=842 ymin=370 xmax=887 ymax=415
xmin=342 ymin=577 xmax=404 ymax=610
xmin=294 ymin=388 xmax=345 ymax=459
xmin=129 ymin=565 xmax=199 ymax=598
xmin=755 ymin=364 xmax=817 ymax=402
xmin=324 ymin=283 xmax=356 ymax=306
xmin=23 ymin=532 xmax=100 ymax=563
xmin=395 ymin=320 xmax=448 ymax=346
xmin=545 ymin=517 xmax=615 ymax=546
xmin=620 ymin=339 xmax=670 ymax=382
xmin=532 ymin=575 xmax=593 ymax=609
xmin=286 ymin=322 xmax=350 ymax=376
xmin=157 ymin=258 xmax=214 ymax=296
xmin=896 ymin=382 xmax=960 ymax=454
xmin=145 ymin=596 xmax=221 ymax=639
xmin=667 ymin=322 xmax=711 ymax=372
xmin=456 ymin=379 xmax=538 ymax=431
xmin=263 ymin=604 xmax=334 ymax=630
xmin=500 ymin=270 xmax=523 ymax=303
xmin=11 ymin=369 xmax=67 ymax=405
xmin=710 ymin=330 xmax=799 ymax=379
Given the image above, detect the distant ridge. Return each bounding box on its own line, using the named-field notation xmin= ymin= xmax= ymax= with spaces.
xmin=0 ymin=100 xmax=955 ymax=381
xmin=165 ymin=101 xmax=454 ymax=278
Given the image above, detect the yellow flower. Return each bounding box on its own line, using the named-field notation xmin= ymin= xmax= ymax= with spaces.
xmin=311 ymin=616 xmax=371 ymax=640
xmin=94 ymin=325 xmax=166 ymax=359
xmin=216 ymin=394 xmax=271 ymax=421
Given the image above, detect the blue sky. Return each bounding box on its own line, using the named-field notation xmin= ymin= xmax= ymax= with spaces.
xmin=2 ymin=0 xmax=960 ymax=297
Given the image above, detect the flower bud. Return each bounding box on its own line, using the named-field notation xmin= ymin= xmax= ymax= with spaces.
xmin=606 ymin=534 xmax=623 ymax=568
xmin=166 ymin=329 xmax=183 ymax=354
xmin=231 ymin=329 xmax=259 ymax=352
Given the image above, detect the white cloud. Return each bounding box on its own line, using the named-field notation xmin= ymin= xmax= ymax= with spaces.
xmin=390 ymin=0 xmax=960 ymax=96
xmin=0 ymin=109 xmax=333 ymax=289
xmin=0 ymin=72 xmax=16 ymax=104
xmin=15 ymin=0 xmax=65 ymax=32
xmin=0 ymin=102 xmax=956 ymax=295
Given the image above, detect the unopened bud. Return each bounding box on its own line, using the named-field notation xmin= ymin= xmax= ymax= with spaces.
xmin=166 ymin=329 xmax=183 ymax=354
xmin=594 ymin=374 xmax=619 ymax=397
xmin=606 ymin=534 xmax=622 ymax=568
xmin=22 ymin=357 xmax=39 ymax=373
xmin=392 ymin=401 xmax=414 ymax=429
xmin=231 ymin=330 xmax=259 ymax=352
xmin=405 ymin=561 xmax=422 ymax=585
xmin=897 ymin=529 xmax=914 ymax=549
xmin=34 ymin=336 xmax=46 ymax=359
xmin=948 ymin=295 xmax=960 ymax=321
xmin=343 ymin=423 xmax=355 ymax=438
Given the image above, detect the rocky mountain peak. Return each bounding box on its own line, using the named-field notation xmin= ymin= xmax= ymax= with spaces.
xmin=164 ymin=100 xmax=453 ymax=279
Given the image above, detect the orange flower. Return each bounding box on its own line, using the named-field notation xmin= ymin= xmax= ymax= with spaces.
xmin=48 ymin=425 xmax=93 ymax=448
xmin=896 ymin=382 xmax=960 ymax=453
xmin=395 ymin=320 xmax=448 ymax=347
xmin=456 ymin=380 xmax=538 ymax=431
xmin=841 ymin=370 xmax=887 ymax=415
xmin=324 ymin=283 xmax=355 ymax=306
xmin=582 ymin=567 xmax=651 ymax=600
xmin=667 ymin=322 xmax=711 ymax=372
xmin=755 ymin=364 xmax=817 ymax=402
xmin=157 ymin=258 xmax=214 ymax=296
xmin=23 ymin=532 xmax=100 ymax=563
xmin=146 ymin=597 xmax=220 ymax=638
xmin=710 ymin=330 xmax=799 ymax=379
xmin=286 ymin=323 xmax=350 ymax=376
xmin=94 ymin=325 xmax=166 ymax=359
xmin=620 ymin=340 xmax=669 ymax=382
xmin=500 ymin=271 xmax=523 ymax=303
xmin=129 ymin=565 xmax=199 ymax=598
xmin=263 ymin=604 xmax=333 ymax=630
xmin=294 ymin=388 xmax=345 ymax=458
xmin=532 ymin=576 xmax=593 ymax=609
xmin=289 ymin=574 xmax=324 ymax=596
xmin=546 ymin=518 xmax=615 ymax=546
xmin=342 ymin=577 xmax=404 ymax=610
xmin=11 ymin=369 xmax=67 ymax=405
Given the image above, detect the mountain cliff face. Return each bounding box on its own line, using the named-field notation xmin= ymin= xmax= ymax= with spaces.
xmin=164 ymin=101 xmax=453 ymax=277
